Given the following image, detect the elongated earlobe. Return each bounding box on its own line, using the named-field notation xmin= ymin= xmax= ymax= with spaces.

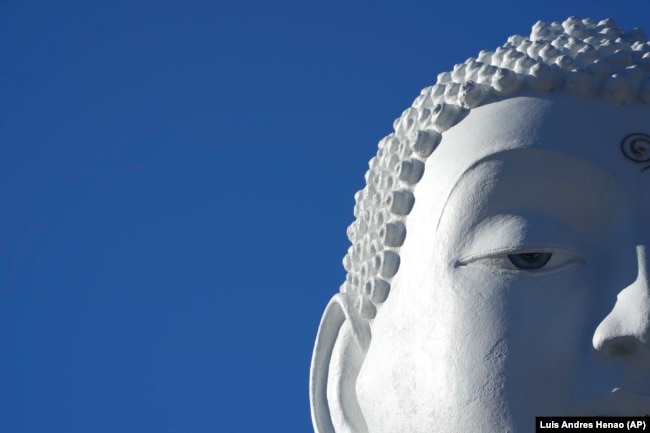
xmin=310 ymin=294 xmax=370 ymax=433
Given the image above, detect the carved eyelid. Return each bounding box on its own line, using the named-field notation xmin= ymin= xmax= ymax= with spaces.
xmin=456 ymin=246 xmax=585 ymax=269
xmin=458 ymin=246 xmax=557 ymax=264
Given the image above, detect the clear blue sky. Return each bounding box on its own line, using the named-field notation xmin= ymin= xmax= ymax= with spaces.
xmin=1 ymin=1 xmax=649 ymax=432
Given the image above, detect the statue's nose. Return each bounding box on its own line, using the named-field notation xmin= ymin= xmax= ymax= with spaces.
xmin=593 ymin=246 xmax=650 ymax=359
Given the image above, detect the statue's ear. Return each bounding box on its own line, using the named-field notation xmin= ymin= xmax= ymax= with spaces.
xmin=310 ymin=293 xmax=371 ymax=433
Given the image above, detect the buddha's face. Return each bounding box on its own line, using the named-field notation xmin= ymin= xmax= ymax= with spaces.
xmin=355 ymin=95 xmax=650 ymax=432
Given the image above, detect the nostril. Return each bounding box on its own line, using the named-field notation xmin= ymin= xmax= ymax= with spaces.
xmin=600 ymin=336 xmax=638 ymax=357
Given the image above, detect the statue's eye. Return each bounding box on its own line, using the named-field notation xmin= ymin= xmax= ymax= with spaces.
xmin=457 ymin=248 xmax=584 ymax=273
xmin=507 ymin=252 xmax=552 ymax=270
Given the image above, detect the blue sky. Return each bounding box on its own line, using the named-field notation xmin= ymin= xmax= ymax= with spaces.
xmin=2 ymin=1 xmax=649 ymax=432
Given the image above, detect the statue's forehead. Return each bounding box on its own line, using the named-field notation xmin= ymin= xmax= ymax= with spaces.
xmin=429 ymin=95 xmax=650 ymax=179
xmin=411 ymin=95 xmax=650 ymax=244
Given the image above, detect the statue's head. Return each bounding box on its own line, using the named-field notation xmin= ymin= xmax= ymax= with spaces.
xmin=310 ymin=17 xmax=650 ymax=432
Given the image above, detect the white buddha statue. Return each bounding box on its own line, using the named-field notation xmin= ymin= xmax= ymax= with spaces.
xmin=310 ymin=17 xmax=650 ymax=433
